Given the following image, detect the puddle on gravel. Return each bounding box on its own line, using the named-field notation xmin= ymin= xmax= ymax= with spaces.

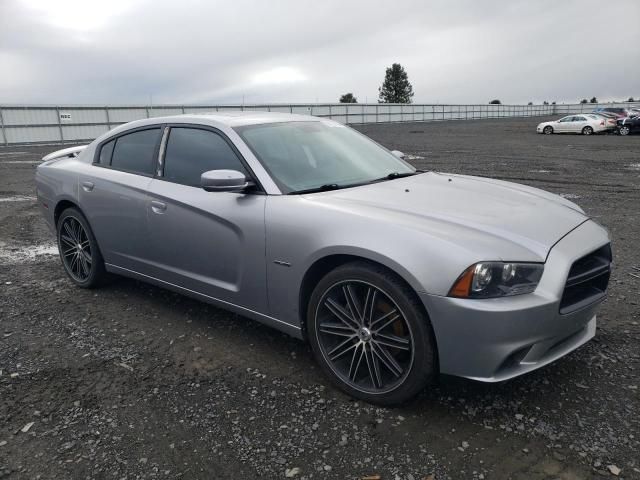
xmin=0 ymin=242 xmax=58 ymax=264
xmin=625 ymin=163 xmax=640 ymax=170
xmin=405 ymin=154 xmax=425 ymax=160
xmin=0 ymin=195 xmax=36 ymax=202
xmin=529 ymin=169 xmax=551 ymax=173
xmin=559 ymin=193 xmax=581 ymax=199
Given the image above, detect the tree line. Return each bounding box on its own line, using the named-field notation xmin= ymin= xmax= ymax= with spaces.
xmin=339 ymin=64 xmax=638 ymax=105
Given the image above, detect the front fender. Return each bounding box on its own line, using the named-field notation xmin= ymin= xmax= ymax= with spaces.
xmin=264 ymin=196 xmax=489 ymax=329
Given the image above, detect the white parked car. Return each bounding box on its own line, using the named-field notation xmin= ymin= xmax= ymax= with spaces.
xmin=537 ymin=115 xmax=608 ymax=135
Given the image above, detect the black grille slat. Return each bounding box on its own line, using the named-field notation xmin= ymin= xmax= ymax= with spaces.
xmin=560 ymin=244 xmax=612 ymax=315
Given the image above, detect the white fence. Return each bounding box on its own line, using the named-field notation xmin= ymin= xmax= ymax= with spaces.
xmin=0 ymin=102 xmax=637 ymax=145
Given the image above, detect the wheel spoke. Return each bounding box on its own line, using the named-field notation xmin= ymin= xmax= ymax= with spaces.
xmin=343 ymin=285 xmax=362 ymax=323
xmin=63 ymin=222 xmax=76 ymax=243
xmin=70 ymin=253 xmax=79 ymax=275
xmin=319 ymin=322 xmax=356 ymax=337
xmin=371 ymin=310 xmax=400 ymax=332
xmin=364 ymin=344 xmax=382 ymax=388
xmin=325 ymin=298 xmax=359 ymax=330
xmin=80 ymin=255 xmax=89 ymax=276
xmin=371 ymin=342 xmax=403 ymax=377
xmin=348 ymin=343 xmax=365 ymax=381
xmin=60 ymin=234 xmax=75 ymax=247
xmin=327 ymin=336 xmax=358 ymax=361
xmin=374 ymin=332 xmax=411 ymax=351
xmin=73 ymin=219 xmax=82 ymax=243
xmin=81 ymin=250 xmax=92 ymax=264
xmin=366 ymin=289 xmax=377 ymax=327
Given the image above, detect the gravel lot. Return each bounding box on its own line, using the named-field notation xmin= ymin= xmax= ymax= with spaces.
xmin=1 ymin=116 xmax=639 ymax=479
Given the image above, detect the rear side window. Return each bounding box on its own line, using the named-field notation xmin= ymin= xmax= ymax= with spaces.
xmin=98 ymin=139 xmax=115 ymax=164
xmin=163 ymin=127 xmax=247 ymax=187
xmin=110 ymin=128 xmax=161 ymax=175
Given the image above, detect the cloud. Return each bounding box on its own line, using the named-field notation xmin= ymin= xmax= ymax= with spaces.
xmin=0 ymin=0 xmax=638 ymax=105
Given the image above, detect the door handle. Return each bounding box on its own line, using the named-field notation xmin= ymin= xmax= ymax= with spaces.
xmin=81 ymin=181 xmax=94 ymax=192
xmin=151 ymin=200 xmax=167 ymax=214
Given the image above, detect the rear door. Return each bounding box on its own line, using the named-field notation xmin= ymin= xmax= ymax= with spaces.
xmin=571 ymin=115 xmax=588 ymax=132
xmin=145 ymin=125 xmax=268 ymax=312
xmin=79 ymin=127 xmax=161 ymax=273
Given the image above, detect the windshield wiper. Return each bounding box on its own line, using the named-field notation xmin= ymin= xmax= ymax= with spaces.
xmin=288 ymin=183 xmax=343 ymax=195
xmin=369 ymin=171 xmax=421 ymax=183
xmin=289 ymin=170 xmax=425 ymax=194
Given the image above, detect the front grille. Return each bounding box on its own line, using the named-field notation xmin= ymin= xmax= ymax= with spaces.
xmin=560 ymin=244 xmax=612 ymax=314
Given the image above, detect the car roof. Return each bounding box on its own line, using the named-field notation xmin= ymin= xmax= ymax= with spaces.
xmin=117 ymin=111 xmax=320 ymax=131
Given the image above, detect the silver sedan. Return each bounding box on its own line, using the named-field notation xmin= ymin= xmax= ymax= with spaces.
xmin=36 ymin=112 xmax=612 ymax=404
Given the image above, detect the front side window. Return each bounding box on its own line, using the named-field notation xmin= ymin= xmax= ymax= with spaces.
xmin=235 ymin=121 xmax=415 ymax=193
xmin=110 ymin=128 xmax=161 ymax=175
xmin=574 ymin=116 xmax=586 ymax=121
xmin=162 ymin=128 xmax=247 ymax=187
xmin=559 ymin=117 xmax=572 ymax=122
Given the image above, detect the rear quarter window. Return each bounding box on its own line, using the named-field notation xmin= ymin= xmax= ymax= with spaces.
xmin=98 ymin=139 xmax=115 ymax=165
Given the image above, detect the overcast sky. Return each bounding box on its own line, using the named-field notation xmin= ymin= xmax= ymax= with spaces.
xmin=1 ymin=0 xmax=639 ymax=105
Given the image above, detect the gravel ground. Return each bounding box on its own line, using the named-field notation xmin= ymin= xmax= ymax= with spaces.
xmin=0 ymin=116 xmax=638 ymax=479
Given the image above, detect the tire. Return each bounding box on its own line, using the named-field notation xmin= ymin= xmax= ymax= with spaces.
xmin=619 ymin=126 xmax=630 ymax=136
xmin=582 ymin=126 xmax=593 ymax=135
xmin=307 ymin=261 xmax=437 ymax=405
xmin=56 ymin=207 xmax=108 ymax=288
xmin=543 ymin=126 xmax=553 ymax=135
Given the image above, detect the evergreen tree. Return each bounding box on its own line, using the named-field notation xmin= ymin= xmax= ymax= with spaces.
xmin=339 ymin=93 xmax=358 ymax=103
xmin=378 ymin=63 xmax=414 ymax=103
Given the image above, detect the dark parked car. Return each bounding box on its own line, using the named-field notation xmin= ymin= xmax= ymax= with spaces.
xmin=616 ymin=115 xmax=640 ymax=135
xmin=592 ymin=107 xmax=630 ymax=118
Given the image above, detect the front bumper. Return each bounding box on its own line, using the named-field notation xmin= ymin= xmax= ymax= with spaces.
xmin=421 ymin=220 xmax=610 ymax=382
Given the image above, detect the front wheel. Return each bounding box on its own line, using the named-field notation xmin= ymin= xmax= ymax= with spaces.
xmin=619 ymin=126 xmax=630 ymax=136
xmin=307 ymin=261 xmax=437 ymax=405
xmin=57 ymin=207 xmax=108 ymax=288
xmin=543 ymin=126 xmax=553 ymax=135
xmin=582 ymin=126 xmax=594 ymax=135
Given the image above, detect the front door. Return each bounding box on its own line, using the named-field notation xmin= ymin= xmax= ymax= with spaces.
xmin=555 ymin=116 xmax=573 ymax=132
xmin=144 ymin=126 xmax=268 ymax=312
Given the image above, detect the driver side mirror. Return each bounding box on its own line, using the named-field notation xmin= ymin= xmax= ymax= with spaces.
xmin=201 ymin=169 xmax=254 ymax=192
xmin=391 ymin=150 xmax=406 ymax=160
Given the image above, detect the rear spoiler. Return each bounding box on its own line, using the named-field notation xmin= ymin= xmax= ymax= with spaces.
xmin=42 ymin=145 xmax=88 ymax=162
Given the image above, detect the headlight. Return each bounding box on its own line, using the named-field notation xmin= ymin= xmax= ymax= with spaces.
xmin=449 ymin=262 xmax=544 ymax=298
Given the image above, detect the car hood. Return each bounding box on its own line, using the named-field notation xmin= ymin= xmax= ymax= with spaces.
xmin=305 ymin=172 xmax=588 ymax=260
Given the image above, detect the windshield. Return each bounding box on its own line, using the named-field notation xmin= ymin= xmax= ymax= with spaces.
xmin=235 ymin=121 xmax=415 ymax=193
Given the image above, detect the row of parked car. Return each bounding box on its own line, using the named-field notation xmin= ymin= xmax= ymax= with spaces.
xmin=536 ymin=106 xmax=640 ymax=135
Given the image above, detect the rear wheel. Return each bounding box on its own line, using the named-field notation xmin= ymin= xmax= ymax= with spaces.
xmin=57 ymin=207 xmax=107 ymax=288
xmin=307 ymin=261 xmax=436 ymax=405
xmin=619 ymin=126 xmax=630 ymax=136
xmin=582 ymin=126 xmax=594 ymax=135
xmin=543 ymin=126 xmax=553 ymax=135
